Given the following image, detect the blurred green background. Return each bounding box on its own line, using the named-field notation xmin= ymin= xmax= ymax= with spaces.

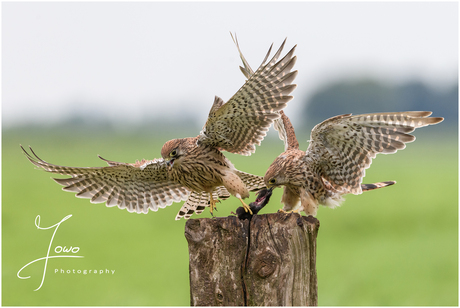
xmin=3 ymin=2 xmax=457 ymax=305
xmin=3 ymin=84 xmax=457 ymax=305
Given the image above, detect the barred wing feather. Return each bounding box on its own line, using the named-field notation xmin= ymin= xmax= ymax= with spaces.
xmin=199 ymin=37 xmax=298 ymax=156
xmin=305 ymin=111 xmax=444 ymax=195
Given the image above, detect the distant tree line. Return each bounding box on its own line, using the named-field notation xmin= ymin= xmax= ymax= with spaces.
xmin=7 ymin=78 xmax=457 ymax=141
xmin=301 ymin=78 xmax=457 ymax=132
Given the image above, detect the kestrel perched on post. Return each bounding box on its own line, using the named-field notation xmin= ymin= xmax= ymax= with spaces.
xmin=264 ymin=110 xmax=443 ymax=216
xmin=22 ymin=34 xmax=298 ymax=220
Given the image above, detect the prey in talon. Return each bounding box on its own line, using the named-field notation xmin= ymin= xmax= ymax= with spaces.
xmin=235 ymin=187 xmax=273 ymax=220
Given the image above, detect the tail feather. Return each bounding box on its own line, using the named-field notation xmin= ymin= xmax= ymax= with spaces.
xmin=175 ymin=191 xmax=208 ymax=220
xmin=361 ymin=181 xmax=396 ymax=192
xmin=174 ymin=186 xmax=233 ymax=220
xmin=174 ymin=172 xmax=265 ymax=220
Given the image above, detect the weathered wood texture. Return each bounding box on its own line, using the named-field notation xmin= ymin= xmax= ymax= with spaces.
xmin=185 ymin=213 xmax=320 ymax=306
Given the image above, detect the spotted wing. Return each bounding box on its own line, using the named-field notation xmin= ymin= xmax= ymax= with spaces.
xmin=198 ymin=35 xmax=298 ymax=156
xmin=304 ymin=111 xmax=444 ymax=194
xmin=22 ymin=146 xmax=190 ymax=214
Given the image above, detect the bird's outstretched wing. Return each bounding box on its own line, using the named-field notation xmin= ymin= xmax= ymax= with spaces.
xmin=273 ymin=110 xmax=300 ymax=151
xmin=198 ymin=35 xmax=298 ymax=156
xmin=21 ymin=146 xmax=190 ymax=214
xmin=305 ymin=112 xmax=444 ymax=194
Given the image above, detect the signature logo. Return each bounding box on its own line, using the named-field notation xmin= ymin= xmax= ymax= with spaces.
xmin=17 ymin=214 xmax=83 ymax=291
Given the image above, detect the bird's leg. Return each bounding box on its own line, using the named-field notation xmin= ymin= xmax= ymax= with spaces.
xmin=209 ymin=194 xmax=216 ymax=215
xmin=238 ymin=197 xmax=253 ymax=215
xmin=208 ymin=193 xmax=219 ymax=216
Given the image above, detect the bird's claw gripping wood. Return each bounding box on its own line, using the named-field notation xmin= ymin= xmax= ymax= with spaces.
xmin=208 ymin=195 xmax=220 ymax=216
xmin=239 ymin=198 xmax=253 ymax=215
xmin=278 ymin=209 xmax=299 ymax=214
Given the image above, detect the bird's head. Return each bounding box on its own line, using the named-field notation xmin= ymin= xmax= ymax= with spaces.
xmin=161 ymin=139 xmax=185 ymax=169
xmin=264 ymin=155 xmax=290 ymax=189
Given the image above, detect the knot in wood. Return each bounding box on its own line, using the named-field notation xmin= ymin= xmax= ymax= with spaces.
xmin=215 ymin=289 xmax=224 ymax=303
xmin=254 ymin=250 xmax=278 ymax=278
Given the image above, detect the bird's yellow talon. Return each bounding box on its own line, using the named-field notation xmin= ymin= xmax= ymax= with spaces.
xmin=209 ymin=194 xmax=218 ymax=215
xmin=278 ymin=209 xmax=298 ymax=214
xmin=243 ymin=203 xmax=253 ymax=215
xmin=238 ymin=197 xmax=253 ymax=215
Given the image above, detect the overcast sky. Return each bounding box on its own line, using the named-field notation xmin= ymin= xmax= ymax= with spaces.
xmin=2 ymin=2 xmax=458 ymax=128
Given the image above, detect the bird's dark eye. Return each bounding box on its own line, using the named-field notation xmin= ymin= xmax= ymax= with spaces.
xmin=170 ymin=149 xmax=177 ymax=157
xmin=269 ymin=178 xmax=276 ymax=184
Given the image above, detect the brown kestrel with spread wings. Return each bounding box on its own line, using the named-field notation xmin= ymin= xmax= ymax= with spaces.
xmin=264 ymin=110 xmax=443 ymax=216
xmin=22 ymin=35 xmax=298 ymax=220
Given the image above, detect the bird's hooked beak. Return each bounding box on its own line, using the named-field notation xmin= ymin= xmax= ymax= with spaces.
xmin=165 ymin=158 xmax=175 ymax=170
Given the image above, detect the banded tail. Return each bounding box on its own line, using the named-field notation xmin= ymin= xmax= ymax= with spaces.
xmin=361 ymin=181 xmax=396 ymax=192
xmin=175 ymin=172 xmax=265 ymax=220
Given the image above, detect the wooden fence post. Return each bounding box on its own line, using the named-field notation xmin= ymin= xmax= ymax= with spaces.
xmin=185 ymin=213 xmax=320 ymax=306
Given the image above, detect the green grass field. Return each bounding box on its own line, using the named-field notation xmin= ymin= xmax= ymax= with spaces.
xmin=2 ymin=128 xmax=458 ymax=306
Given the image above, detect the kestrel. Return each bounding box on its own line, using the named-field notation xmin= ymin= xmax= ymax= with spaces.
xmin=22 ymin=35 xmax=298 ymax=220
xmin=264 ymin=110 xmax=444 ymax=216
